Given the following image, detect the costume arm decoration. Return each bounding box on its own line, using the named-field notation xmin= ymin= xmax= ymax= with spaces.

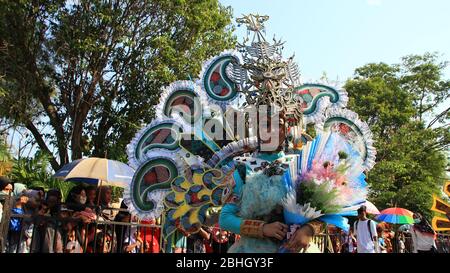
xmin=302 ymin=220 xmax=323 ymax=236
xmin=240 ymin=220 xmax=266 ymax=238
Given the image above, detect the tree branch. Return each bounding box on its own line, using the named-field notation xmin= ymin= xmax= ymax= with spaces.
xmin=428 ymin=106 xmax=450 ymax=128
xmin=25 ymin=120 xmax=60 ymax=171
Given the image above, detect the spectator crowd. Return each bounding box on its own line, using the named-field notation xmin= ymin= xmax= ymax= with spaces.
xmin=1 ymin=176 xmax=449 ymax=254
xmin=0 ymin=176 xmax=237 ymax=253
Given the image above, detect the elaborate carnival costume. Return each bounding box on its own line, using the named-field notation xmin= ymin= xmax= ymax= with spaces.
xmin=431 ymin=181 xmax=450 ymax=232
xmin=124 ymin=14 xmax=377 ymax=253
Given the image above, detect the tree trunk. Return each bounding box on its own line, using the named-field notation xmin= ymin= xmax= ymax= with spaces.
xmin=71 ymin=101 xmax=91 ymax=161
xmin=92 ymin=99 xmax=114 ymax=158
xmin=92 ymin=121 xmax=110 ymax=158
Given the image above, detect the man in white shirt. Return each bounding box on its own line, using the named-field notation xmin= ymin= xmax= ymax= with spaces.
xmin=354 ymin=205 xmax=378 ymax=253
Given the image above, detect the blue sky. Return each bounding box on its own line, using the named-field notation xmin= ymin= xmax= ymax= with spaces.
xmin=6 ymin=0 xmax=450 ymax=160
xmin=220 ymin=0 xmax=450 ymax=81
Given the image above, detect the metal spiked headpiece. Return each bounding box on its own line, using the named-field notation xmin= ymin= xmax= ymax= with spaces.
xmin=228 ymin=14 xmax=303 ymax=126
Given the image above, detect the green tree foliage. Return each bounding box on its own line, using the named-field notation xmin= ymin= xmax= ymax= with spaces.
xmin=10 ymin=150 xmax=124 ymax=203
xmin=345 ymin=53 xmax=449 ymax=220
xmin=10 ymin=152 xmax=74 ymax=200
xmin=0 ymin=136 xmax=12 ymax=175
xmin=401 ymin=53 xmax=450 ymax=124
xmin=0 ymin=136 xmax=10 ymax=162
xmin=0 ymin=0 xmax=235 ymax=170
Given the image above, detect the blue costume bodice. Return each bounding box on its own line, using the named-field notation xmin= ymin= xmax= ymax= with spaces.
xmin=219 ymin=152 xmax=291 ymax=253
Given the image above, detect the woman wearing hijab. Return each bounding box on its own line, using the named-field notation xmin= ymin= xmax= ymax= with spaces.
xmin=13 ymin=183 xmax=27 ymax=197
xmin=0 ymin=176 xmax=13 ymax=196
xmin=65 ymin=185 xmax=87 ymax=212
xmin=410 ymin=213 xmax=437 ymax=253
xmin=96 ymin=186 xmax=114 ymax=221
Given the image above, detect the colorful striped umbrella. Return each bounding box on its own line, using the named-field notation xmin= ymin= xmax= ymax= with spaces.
xmin=54 ymin=158 xmax=135 ymax=187
xmin=375 ymin=208 xmax=414 ymax=225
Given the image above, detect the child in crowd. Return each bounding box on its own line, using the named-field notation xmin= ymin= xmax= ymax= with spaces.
xmin=7 ymin=193 xmax=28 ymax=253
xmin=85 ymin=186 xmax=97 ymax=208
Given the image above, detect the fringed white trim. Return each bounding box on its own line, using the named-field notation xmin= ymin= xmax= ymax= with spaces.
xmin=127 ymin=118 xmax=191 ymax=169
xmin=316 ymin=108 xmax=377 ymax=171
xmin=301 ymin=83 xmax=349 ymax=125
xmin=281 ymin=190 xmax=324 ymax=220
xmin=304 ymin=98 xmax=330 ymax=125
xmin=123 ymin=150 xmax=185 ymax=220
xmin=155 ymin=80 xmax=211 ymax=120
xmin=206 ymin=136 xmax=259 ymax=167
xmin=123 ymin=188 xmax=169 ymax=220
xmin=197 ymin=50 xmax=242 ymax=108
xmin=336 ymin=87 xmax=349 ymax=109
xmin=225 ymin=60 xmax=248 ymax=86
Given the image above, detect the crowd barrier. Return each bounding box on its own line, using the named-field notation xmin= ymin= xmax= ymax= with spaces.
xmin=1 ymin=196 xmax=449 ymax=253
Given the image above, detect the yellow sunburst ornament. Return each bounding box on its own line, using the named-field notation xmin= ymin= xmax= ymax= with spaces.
xmin=162 ymin=167 xmax=235 ymax=238
xmin=431 ymin=181 xmax=450 ymax=231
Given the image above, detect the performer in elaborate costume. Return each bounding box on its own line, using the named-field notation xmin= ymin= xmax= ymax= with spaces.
xmin=124 ymin=14 xmax=377 ymax=253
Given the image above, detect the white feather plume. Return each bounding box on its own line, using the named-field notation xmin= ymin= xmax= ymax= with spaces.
xmin=281 ymin=190 xmax=324 ymax=220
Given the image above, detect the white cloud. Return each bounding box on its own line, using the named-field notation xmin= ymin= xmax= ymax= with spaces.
xmin=367 ymin=0 xmax=383 ymax=6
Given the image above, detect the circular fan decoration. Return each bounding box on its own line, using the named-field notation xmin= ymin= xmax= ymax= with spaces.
xmin=124 ymin=150 xmax=184 ymax=220
xmin=126 ymin=118 xmax=189 ymax=169
xmin=316 ymin=108 xmax=376 ymax=171
xmin=155 ymin=80 xmax=209 ymax=125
